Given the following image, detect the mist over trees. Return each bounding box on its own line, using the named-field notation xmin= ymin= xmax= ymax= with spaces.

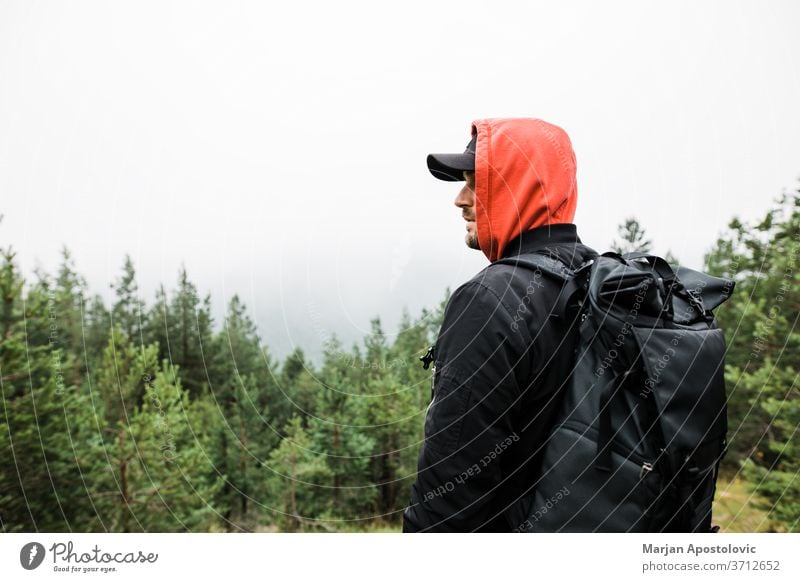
xmin=1 ymin=187 xmax=798 ymax=532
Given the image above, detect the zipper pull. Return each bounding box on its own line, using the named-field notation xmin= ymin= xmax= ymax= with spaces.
xmin=639 ymin=461 xmax=654 ymax=480
xmin=420 ymin=345 xmax=435 ymax=370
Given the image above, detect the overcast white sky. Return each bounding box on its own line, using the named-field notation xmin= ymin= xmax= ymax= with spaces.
xmin=1 ymin=0 xmax=799 ymax=363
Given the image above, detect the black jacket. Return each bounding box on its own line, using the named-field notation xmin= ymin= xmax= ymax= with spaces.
xmin=402 ymin=223 xmax=598 ymax=532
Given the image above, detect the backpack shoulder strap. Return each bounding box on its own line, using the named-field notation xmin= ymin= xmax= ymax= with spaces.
xmin=494 ymin=252 xmax=595 ymax=319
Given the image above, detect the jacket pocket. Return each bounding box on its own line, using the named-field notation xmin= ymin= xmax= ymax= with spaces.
xmin=423 ymin=365 xmax=472 ymax=456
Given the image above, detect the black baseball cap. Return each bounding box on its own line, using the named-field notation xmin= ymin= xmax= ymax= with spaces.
xmin=426 ymin=134 xmax=476 ymax=182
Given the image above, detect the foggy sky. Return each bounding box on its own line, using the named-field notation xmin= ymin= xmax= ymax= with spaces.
xmin=1 ymin=0 xmax=799 ymax=363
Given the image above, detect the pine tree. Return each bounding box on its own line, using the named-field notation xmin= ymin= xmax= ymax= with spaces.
xmin=307 ymin=336 xmax=377 ymax=524
xmin=144 ymin=268 xmax=214 ymax=399
xmin=0 ymin=245 xmax=97 ymax=532
xmin=263 ymin=416 xmax=331 ymax=531
xmin=279 ymin=348 xmax=317 ymax=430
xmin=31 ymin=262 xmax=94 ymax=394
xmin=356 ymin=318 xmax=420 ymax=519
xmin=611 ymin=217 xmax=652 ymax=254
xmin=83 ymin=294 xmax=112 ymax=370
xmin=205 ymin=295 xmax=278 ymax=529
xmin=87 ymin=329 xmax=223 ymax=531
xmin=111 ymin=255 xmax=146 ymax=346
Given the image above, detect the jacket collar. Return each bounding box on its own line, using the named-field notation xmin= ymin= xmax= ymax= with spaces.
xmin=499 ymin=223 xmax=582 ymax=260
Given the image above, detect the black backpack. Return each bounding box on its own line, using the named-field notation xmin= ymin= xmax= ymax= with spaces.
xmin=496 ymin=250 xmax=736 ymax=532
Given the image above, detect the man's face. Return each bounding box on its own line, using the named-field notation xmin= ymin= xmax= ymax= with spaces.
xmin=454 ymin=170 xmax=480 ymax=250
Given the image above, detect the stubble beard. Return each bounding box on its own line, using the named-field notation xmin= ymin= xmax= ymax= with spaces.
xmin=465 ymin=230 xmax=480 ymax=250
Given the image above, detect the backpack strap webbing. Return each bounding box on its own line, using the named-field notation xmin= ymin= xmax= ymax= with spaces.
xmin=494 ymin=252 xmax=595 ymax=320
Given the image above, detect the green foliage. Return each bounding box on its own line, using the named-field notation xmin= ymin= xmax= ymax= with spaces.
xmin=0 ymin=246 xmax=97 ymax=531
xmin=704 ymin=188 xmax=800 ymax=532
xmin=111 ymin=255 xmax=146 ymax=345
xmin=204 ymin=295 xmax=279 ymax=530
xmin=307 ymin=337 xmax=378 ymax=522
xmin=1 ymin=198 xmax=798 ymax=532
xmin=262 ymin=416 xmax=331 ymax=532
xmin=144 ymin=267 xmax=214 ymax=399
xmin=86 ymin=340 xmax=224 ymax=531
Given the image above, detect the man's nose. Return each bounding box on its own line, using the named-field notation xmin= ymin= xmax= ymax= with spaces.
xmin=454 ymin=185 xmax=472 ymax=208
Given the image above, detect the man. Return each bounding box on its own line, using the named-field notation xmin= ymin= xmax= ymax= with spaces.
xmin=402 ymin=118 xmax=598 ymax=532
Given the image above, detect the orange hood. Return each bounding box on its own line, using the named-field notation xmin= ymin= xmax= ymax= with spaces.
xmin=471 ymin=118 xmax=578 ymax=262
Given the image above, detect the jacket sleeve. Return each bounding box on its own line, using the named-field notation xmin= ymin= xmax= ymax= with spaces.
xmin=402 ymin=280 xmax=532 ymax=532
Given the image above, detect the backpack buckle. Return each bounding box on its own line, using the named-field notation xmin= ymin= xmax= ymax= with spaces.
xmin=683 ymin=286 xmax=706 ymax=315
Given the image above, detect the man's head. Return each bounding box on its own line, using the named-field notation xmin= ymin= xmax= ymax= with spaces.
xmin=427 ymin=134 xmax=480 ymax=250
xmin=426 ymin=118 xmax=579 ymax=262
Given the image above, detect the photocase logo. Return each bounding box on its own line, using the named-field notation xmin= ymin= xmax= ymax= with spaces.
xmin=20 ymin=542 xmax=46 ymax=570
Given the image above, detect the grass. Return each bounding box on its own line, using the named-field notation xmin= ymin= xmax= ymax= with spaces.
xmin=712 ymin=470 xmax=782 ymax=532
xmin=249 ymin=472 xmax=781 ymax=533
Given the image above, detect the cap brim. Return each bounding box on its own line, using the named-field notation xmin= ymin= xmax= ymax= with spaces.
xmin=426 ymin=153 xmax=475 ymax=182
